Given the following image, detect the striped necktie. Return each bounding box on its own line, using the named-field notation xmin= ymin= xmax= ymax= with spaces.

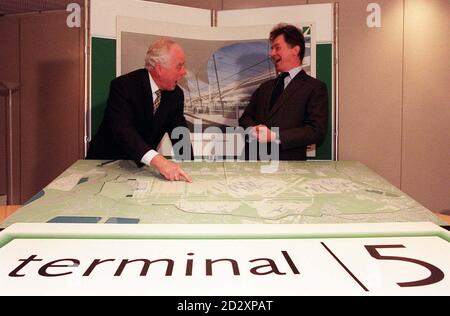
xmin=153 ymin=89 xmax=161 ymax=114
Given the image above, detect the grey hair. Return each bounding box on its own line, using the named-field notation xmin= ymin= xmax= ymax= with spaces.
xmin=145 ymin=38 xmax=176 ymax=71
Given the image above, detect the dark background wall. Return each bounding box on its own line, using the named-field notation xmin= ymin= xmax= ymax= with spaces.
xmin=0 ymin=10 xmax=85 ymax=204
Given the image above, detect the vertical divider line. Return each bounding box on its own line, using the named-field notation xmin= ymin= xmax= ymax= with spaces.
xmin=321 ymin=241 xmax=369 ymax=292
xmin=334 ymin=2 xmax=339 ymax=161
xmin=400 ymin=0 xmax=405 ymax=190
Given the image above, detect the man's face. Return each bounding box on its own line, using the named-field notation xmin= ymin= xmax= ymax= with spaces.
xmin=158 ymin=45 xmax=186 ymax=90
xmin=270 ymin=34 xmax=300 ymax=72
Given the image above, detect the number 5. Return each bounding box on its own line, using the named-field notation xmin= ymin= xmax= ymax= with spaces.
xmin=365 ymin=245 xmax=444 ymax=287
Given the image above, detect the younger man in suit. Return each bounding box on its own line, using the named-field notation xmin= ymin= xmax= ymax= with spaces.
xmin=87 ymin=39 xmax=192 ymax=182
xmin=239 ymin=23 xmax=328 ymax=160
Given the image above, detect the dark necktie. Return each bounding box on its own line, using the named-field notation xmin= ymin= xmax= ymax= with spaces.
xmin=270 ymin=72 xmax=289 ymax=110
xmin=153 ymin=89 xmax=161 ymax=114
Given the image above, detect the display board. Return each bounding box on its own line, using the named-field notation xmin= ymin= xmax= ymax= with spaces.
xmin=0 ymin=222 xmax=449 ymax=295
xmin=90 ymin=0 xmax=334 ymax=160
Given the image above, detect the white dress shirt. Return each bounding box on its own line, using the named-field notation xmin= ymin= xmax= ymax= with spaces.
xmin=283 ymin=65 xmax=302 ymax=89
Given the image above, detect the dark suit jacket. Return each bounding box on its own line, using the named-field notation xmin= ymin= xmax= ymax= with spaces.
xmin=239 ymin=70 xmax=328 ymax=160
xmin=87 ymin=68 xmax=191 ymax=165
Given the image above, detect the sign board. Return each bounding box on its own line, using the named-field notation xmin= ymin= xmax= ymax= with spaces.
xmin=0 ymin=223 xmax=449 ymax=295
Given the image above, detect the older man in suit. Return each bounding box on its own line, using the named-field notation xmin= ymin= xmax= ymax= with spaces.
xmin=239 ymin=23 xmax=328 ymax=160
xmin=87 ymin=39 xmax=192 ymax=182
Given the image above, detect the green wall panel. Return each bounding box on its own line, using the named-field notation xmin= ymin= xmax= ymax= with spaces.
xmin=91 ymin=37 xmax=116 ymax=136
xmin=315 ymin=43 xmax=333 ymax=160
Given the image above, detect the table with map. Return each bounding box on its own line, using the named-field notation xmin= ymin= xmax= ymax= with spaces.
xmin=0 ymin=160 xmax=444 ymax=228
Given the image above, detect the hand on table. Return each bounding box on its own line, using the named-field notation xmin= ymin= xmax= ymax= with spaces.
xmin=150 ymin=154 xmax=192 ymax=183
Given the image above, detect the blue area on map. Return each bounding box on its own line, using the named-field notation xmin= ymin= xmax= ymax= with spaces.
xmin=105 ymin=217 xmax=140 ymax=224
xmin=48 ymin=216 xmax=101 ymax=223
xmin=24 ymin=190 xmax=45 ymax=205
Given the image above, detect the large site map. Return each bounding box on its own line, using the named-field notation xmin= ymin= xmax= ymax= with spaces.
xmin=0 ymin=160 xmax=443 ymax=227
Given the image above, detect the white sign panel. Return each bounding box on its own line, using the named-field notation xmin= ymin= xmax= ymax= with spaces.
xmin=1 ymin=235 xmax=449 ymax=295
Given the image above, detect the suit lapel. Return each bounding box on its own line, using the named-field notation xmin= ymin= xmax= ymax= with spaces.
xmin=263 ymin=79 xmax=277 ymax=119
xmin=141 ymin=69 xmax=154 ymax=121
xmin=266 ymin=70 xmax=307 ymax=119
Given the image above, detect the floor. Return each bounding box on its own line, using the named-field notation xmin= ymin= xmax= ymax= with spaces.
xmin=0 ymin=205 xmax=21 ymax=222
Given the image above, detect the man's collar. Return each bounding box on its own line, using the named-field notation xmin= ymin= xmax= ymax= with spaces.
xmin=286 ymin=65 xmax=302 ymax=79
xmin=148 ymin=71 xmax=160 ymax=94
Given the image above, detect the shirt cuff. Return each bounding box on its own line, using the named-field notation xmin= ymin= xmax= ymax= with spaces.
xmin=272 ymin=130 xmax=281 ymax=144
xmin=141 ymin=149 xmax=159 ymax=166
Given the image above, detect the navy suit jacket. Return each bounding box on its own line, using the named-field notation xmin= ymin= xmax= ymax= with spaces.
xmin=87 ymin=69 xmax=191 ymax=165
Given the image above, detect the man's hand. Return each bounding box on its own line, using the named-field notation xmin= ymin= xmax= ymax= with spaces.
xmin=255 ymin=125 xmax=277 ymax=143
xmin=150 ymin=154 xmax=192 ymax=183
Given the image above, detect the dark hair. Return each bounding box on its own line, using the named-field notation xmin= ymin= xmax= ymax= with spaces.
xmin=269 ymin=23 xmax=305 ymax=61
